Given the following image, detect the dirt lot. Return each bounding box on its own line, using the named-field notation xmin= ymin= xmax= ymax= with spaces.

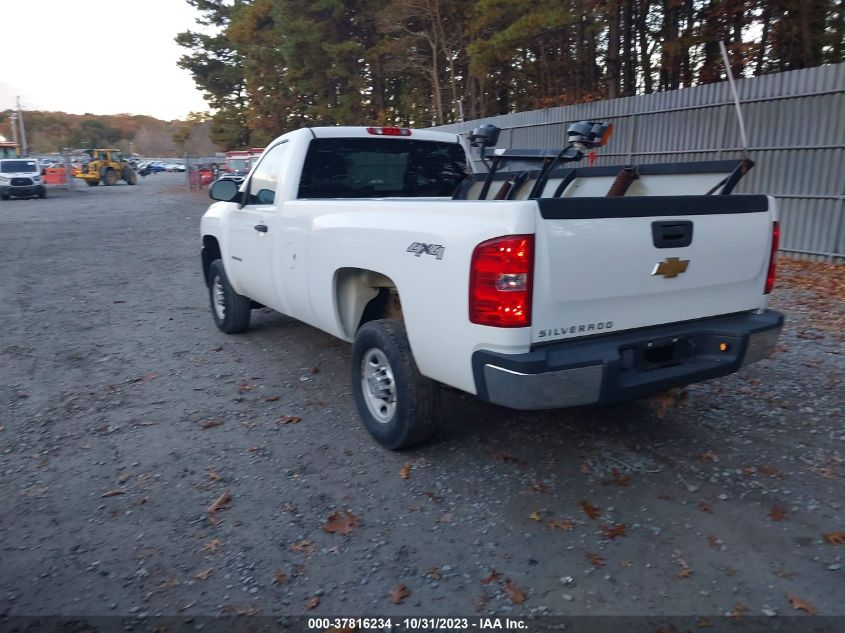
xmin=1 ymin=175 xmax=843 ymax=623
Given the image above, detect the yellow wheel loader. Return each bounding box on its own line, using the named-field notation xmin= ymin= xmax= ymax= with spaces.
xmin=75 ymin=149 xmax=138 ymax=187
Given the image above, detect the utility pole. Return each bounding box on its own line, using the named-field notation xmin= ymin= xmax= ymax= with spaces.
xmin=17 ymin=96 xmax=28 ymax=157
xmin=9 ymin=112 xmax=19 ymax=147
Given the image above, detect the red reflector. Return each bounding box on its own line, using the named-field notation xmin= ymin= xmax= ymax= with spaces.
xmin=765 ymin=221 xmax=779 ymax=294
xmin=366 ymin=127 xmax=411 ymax=136
xmin=469 ymin=235 xmax=534 ymax=327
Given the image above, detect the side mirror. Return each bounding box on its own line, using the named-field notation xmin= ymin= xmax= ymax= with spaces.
xmin=209 ymin=178 xmax=241 ymax=203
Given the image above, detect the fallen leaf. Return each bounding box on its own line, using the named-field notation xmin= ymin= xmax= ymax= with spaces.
xmin=200 ymin=419 xmax=223 ymax=429
xmin=194 ymin=568 xmax=213 ymax=580
xmin=604 ymin=468 xmax=632 ymax=486
xmin=727 ymin=603 xmax=748 ymax=618
xmin=238 ymin=382 xmax=253 ymax=393
xmin=101 ymin=488 xmax=127 ymax=498
xmin=697 ymin=617 xmax=712 ymax=628
xmin=677 ymin=567 xmax=693 ymax=578
xmin=707 ymin=535 xmax=720 ymax=548
xmin=263 ymin=395 xmax=280 ymax=402
xmin=699 ymin=450 xmax=718 ymax=462
xmin=580 ymin=463 xmax=591 ymax=474
xmin=305 ymin=596 xmax=320 ymax=610
xmin=531 ymin=480 xmax=550 ymax=493
xmin=586 ymin=552 xmax=605 ymax=568
xmin=439 ymin=513 xmax=454 ymax=524
xmin=399 ymin=463 xmax=411 ymax=479
xmin=278 ymin=415 xmax=301 ymax=425
xmin=426 ymin=567 xmax=442 ymax=580
xmin=207 ymin=470 xmax=222 ymax=482
xmin=291 ymin=539 xmax=315 ymax=554
xmin=473 ymin=592 xmax=490 ymax=612
xmin=309 ymin=367 xmax=320 ymax=374
xmin=207 ymin=490 xmax=232 ymax=513
xmin=579 ymin=499 xmax=601 ymax=520
xmin=529 ymin=511 xmax=542 ymax=522
xmin=480 ymin=569 xmax=501 ymax=585
xmin=222 ymin=605 xmax=261 ymax=616
xmin=757 ymin=465 xmax=782 ymax=478
xmin=770 ymin=505 xmax=788 ymax=522
xmin=273 ymin=571 xmax=288 ymax=584
xmin=322 ymin=510 xmax=360 ymax=535
xmin=423 ymin=491 xmax=443 ymax=503
xmin=117 ymin=472 xmax=131 ymax=484
xmin=491 ymin=452 xmax=526 ymax=467
xmin=823 ymin=531 xmax=845 ymax=545
xmin=202 ymin=539 xmax=221 ymax=553
xmin=817 ymin=467 xmax=834 ymax=478
xmin=787 ymin=594 xmax=817 ymax=615
xmin=281 ymin=502 xmax=297 ymax=513
xmin=503 ymin=578 xmax=526 ymax=604
xmin=699 ymin=500 xmax=713 ymax=513
xmin=389 ymin=583 xmax=410 ymax=604
xmin=599 ymin=523 xmax=626 ymax=539
xmin=547 ymin=519 xmax=575 ymax=531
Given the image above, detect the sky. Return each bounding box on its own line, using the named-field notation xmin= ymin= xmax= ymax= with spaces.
xmin=0 ymin=0 xmax=210 ymax=121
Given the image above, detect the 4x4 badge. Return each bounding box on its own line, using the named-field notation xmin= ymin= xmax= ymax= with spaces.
xmin=652 ymin=257 xmax=689 ymax=278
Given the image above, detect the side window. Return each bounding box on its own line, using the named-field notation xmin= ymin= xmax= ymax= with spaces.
xmin=246 ymin=142 xmax=288 ymax=205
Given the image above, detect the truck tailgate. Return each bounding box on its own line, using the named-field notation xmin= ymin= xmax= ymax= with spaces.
xmin=531 ymin=195 xmax=775 ymax=344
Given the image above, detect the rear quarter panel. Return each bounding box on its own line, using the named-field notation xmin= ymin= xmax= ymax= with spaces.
xmin=292 ymin=199 xmax=538 ymax=394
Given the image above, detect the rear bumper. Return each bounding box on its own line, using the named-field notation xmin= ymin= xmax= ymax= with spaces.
xmin=472 ymin=310 xmax=783 ymax=410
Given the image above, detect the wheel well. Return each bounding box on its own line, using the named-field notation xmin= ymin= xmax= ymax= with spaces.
xmin=202 ymin=236 xmax=222 ymax=286
xmin=335 ymin=268 xmax=402 ymax=339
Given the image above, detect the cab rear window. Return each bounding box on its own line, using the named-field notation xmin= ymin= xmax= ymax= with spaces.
xmin=298 ymin=138 xmax=467 ymax=198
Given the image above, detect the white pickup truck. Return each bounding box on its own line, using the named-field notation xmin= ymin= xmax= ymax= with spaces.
xmin=200 ymin=124 xmax=782 ymax=449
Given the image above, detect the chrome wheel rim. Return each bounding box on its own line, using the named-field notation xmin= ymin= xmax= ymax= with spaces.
xmin=361 ymin=348 xmax=396 ymax=423
xmin=212 ymin=276 xmax=226 ymax=320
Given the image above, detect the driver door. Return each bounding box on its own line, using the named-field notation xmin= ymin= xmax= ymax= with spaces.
xmin=226 ymin=141 xmax=288 ymax=308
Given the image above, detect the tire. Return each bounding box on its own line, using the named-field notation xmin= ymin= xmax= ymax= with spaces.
xmin=86 ymin=180 xmax=99 ymax=187
xmin=208 ymin=259 xmax=251 ymax=334
xmin=38 ymin=189 xmax=47 ymax=199
xmin=103 ymin=169 xmax=118 ymax=186
xmin=351 ymin=319 xmax=439 ymax=450
xmin=123 ymin=168 xmax=138 ymax=185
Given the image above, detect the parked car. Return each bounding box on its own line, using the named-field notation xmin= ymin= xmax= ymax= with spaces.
xmin=0 ymin=158 xmax=47 ymax=199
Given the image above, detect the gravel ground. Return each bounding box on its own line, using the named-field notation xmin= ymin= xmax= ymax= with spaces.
xmin=1 ymin=175 xmax=843 ymax=620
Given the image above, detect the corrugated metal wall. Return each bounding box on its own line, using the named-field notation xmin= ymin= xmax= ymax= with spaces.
xmin=431 ymin=64 xmax=845 ymax=261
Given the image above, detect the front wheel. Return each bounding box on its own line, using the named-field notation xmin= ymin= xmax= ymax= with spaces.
xmin=351 ymin=319 xmax=439 ymax=450
xmin=208 ymin=259 xmax=252 ymax=333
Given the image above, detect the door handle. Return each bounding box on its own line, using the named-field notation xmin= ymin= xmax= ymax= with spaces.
xmin=254 ymin=224 xmax=268 ymax=233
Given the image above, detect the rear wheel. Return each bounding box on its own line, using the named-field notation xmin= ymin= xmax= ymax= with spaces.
xmin=123 ymin=168 xmax=138 ymax=185
xmin=103 ymin=169 xmax=118 ymax=186
xmin=351 ymin=319 xmax=439 ymax=450
xmin=208 ymin=259 xmax=251 ymax=334
xmin=0 ymin=193 xmax=9 ymax=200
xmin=38 ymin=189 xmax=47 ymax=199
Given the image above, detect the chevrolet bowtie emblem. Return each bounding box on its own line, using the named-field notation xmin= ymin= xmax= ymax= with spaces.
xmin=652 ymin=257 xmax=690 ymax=278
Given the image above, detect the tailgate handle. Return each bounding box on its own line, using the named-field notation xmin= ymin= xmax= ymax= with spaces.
xmin=652 ymin=220 xmax=693 ymax=248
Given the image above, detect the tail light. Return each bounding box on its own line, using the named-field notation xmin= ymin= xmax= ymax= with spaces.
xmin=469 ymin=235 xmax=534 ymax=327
xmin=764 ymin=221 xmax=779 ymax=294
